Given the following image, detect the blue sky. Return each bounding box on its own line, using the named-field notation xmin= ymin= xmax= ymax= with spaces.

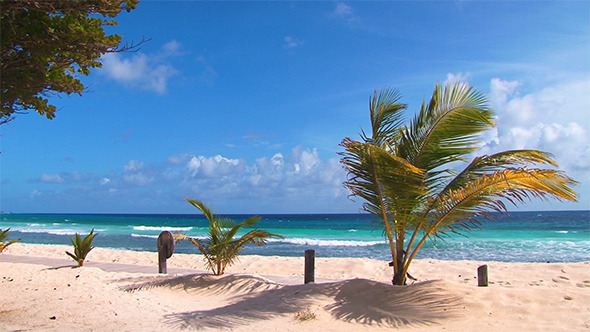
xmin=1 ymin=1 xmax=589 ymax=214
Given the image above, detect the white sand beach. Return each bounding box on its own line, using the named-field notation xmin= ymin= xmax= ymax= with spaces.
xmin=1 ymin=243 xmax=589 ymax=331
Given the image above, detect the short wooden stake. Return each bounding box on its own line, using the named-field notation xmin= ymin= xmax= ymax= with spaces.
xmin=158 ymin=248 xmax=168 ymax=274
xmin=157 ymin=231 xmax=175 ymax=274
xmin=477 ymin=264 xmax=488 ymax=287
xmin=304 ymin=249 xmax=315 ymax=284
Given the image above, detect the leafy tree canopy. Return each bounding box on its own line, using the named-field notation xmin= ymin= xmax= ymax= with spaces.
xmin=1 ymin=0 xmax=141 ymax=124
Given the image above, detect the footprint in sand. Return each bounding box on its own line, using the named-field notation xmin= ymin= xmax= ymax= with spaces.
xmin=552 ymin=276 xmax=571 ymax=284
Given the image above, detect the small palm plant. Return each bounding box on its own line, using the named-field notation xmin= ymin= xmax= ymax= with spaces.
xmin=177 ymin=198 xmax=284 ymax=275
xmin=0 ymin=228 xmax=20 ymax=253
xmin=65 ymin=229 xmax=97 ymax=267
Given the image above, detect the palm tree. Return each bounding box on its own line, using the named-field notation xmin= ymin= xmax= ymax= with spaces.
xmin=340 ymin=82 xmax=578 ymax=285
xmin=177 ymin=198 xmax=284 ymax=275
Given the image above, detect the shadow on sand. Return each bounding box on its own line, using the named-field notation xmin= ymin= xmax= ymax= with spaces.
xmin=119 ymin=274 xmax=462 ymax=330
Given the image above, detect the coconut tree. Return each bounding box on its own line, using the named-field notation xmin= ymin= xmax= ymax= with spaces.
xmin=177 ymin=198 xmax=284 ymax=275
xmin=340 ymin=82 xmax=578 ymax=285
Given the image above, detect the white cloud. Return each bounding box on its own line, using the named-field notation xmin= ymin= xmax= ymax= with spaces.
xmin=283 ymin=36 xmax=304 ymax=49
xmin=167 ymin=154 xmax=192 ymax=165
xmin=30 ymin=189 xmax=42 ymax=198
xmin=161 ymin=39 xmax=181 ymax=56
xmin=484 ymin=77 xmax=590 ymax=181
xmin=187 ymin=155 xmax=244 ymax=178
xmin=329 ymin=2 xmax=360 ymax=25
xmin=31 ymin=172 xmax=95 ymax=184
xmin=489 ymin=78 xmax=520 ymax=108
xmin=446 ymin=72 xmax=472 ymax=84
xmin=122 ymin=160 xmax=154 ymax=186
xmin=332 ymin=2 xmax=353 ymax=17
xmin=171 ymin=146 xmax=351 ymax=210
xmin=289 ymin=146 xmax=320 ymax=175
xmin=100 ymin=41 xmax=180 ymax=94
xmin=39 ymin=174 xmax=65 ymax=184
xmin=19 ymin=146 xmax=359 ymax=213
xmin=124 ymin=160 xmax=144 ymax=172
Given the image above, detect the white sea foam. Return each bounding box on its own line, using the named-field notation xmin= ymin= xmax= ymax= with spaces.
xmin=17 ymin=228 xmax=78 ymax=236
xmin=269 ymin=237 xmax=384 ymax=247
xmin=133 ymin=226 xmax=193 ymax=232
xmin=131 ymin=234 xmax=159 ymax=239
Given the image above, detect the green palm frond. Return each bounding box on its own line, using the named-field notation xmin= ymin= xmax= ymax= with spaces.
xmin=65 ymin=229 xmax=97 ymax=267
xmin=223 ymin=215 xmax=262 ymax=243
xmin=361 ymin=87 xmax=406 ymax=147
xmin=442 ymin=150 xmax=559 ymax=194
xmin=400 ymin=82 xmax=494 ymax=190
xmin=181 ymin=198 xmax=284 ymax=275
xmin=403 ymin=168 xmax=579 ymax=269
xmin=0 ymin=228 xmax=20 ymax=253
xmin=340 ymin=138 xmax=425 ymax=218
xmin=233 ymin=229 xmax=282 ymax=247
xmin=186 ymin=198 xmax=225 ymax=246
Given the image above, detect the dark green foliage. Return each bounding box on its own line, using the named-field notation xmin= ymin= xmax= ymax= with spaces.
xmin=0 ymin=0 xmax=141 ymax=124
xmin=65 ymin=229 xmax=97 ymax=267
xmin=177 ymin=198 xmax=284 ymax=275
xmin=0 ymin=228 xmax=20 ymax=253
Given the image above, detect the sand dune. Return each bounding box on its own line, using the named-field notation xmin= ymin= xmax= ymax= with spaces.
xmin=1 ymin=243 xmax=589 ymax=331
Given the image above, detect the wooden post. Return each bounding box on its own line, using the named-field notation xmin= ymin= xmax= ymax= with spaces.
xmin=477 ymin=264 xmax=488 ymax=287
xmin=304 ymin=249 xmax=315 ymax=284
xmin=158 ymin=248 xmax=167 ymax=274
xmin=157 ymin=231 xmax=175 ymax=274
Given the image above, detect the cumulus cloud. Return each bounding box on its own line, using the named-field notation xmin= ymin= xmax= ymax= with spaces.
xmin=483 ymin=77 xmax=590 ymax=178
xmin=100 ymin=40 xmax=181 ymax=94
xmin=17 ymin=145 xmax=348 ymax=212
xmin=437 ymin=73 xmax=588 ymax=209
xmin=122 ymin=160 xmax=155 ymax=186
xmin=177 ymin=147 xmax=343 ymax=194
xmin=187 ymin=155 xmax=244 ymax=178
xmin=27 ymin=146 xmax=351 ymax=213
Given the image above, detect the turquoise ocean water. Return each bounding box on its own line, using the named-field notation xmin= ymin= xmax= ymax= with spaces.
xmin=1 ymin=211 xmax=588 ymax=262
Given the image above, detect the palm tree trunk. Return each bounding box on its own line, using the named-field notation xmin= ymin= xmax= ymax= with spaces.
xmin=217 ymin=260 xmax=223 ymax=275
xmin=392 ymin=268 xmax=405 ymax=285
xmin=392 ymin=232 xmax=406 ymax=285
